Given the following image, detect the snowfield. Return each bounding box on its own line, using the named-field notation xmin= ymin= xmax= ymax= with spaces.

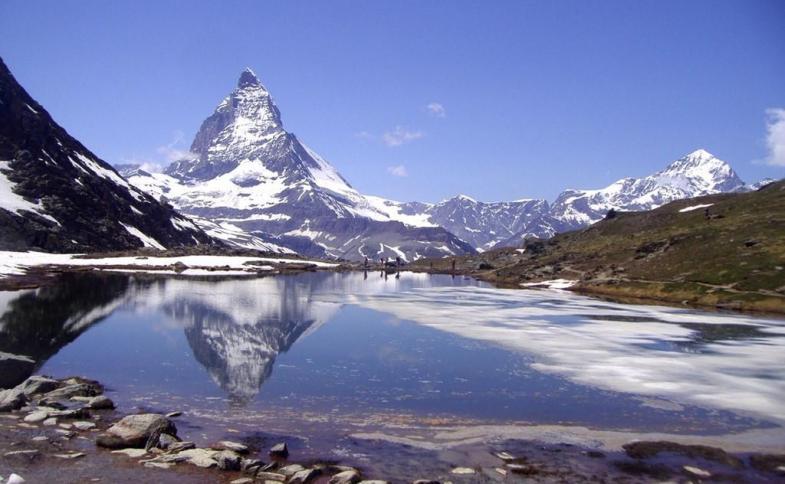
xmin=0 ymin=251 xmax=337 ymax=279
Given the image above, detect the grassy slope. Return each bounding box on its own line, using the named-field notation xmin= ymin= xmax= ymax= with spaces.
xmin=412 ymin=180 xmax=785 ymax=313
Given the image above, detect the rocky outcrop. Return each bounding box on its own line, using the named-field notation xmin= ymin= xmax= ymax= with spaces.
xmin=0 ymin=56 xmax=213 ymax=252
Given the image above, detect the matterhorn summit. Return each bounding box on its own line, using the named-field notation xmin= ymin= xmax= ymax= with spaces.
xmin=125 ymin=69 xmax=474 ymax=260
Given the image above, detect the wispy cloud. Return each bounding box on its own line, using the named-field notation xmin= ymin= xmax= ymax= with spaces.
xmin=119 ymin=131 xmax=197 ymax=173
xmin=382 ymin=126 xmax=424 ymax=147
xmin=765 ymin=108 xmax=785 ymax=167
xmin=426 ymin=102 xmax=446 ymax=118
xmin=157 ymin=130 xmax=198 ymax=163
xmin=386 ymin=164 xmax=408 ymax=177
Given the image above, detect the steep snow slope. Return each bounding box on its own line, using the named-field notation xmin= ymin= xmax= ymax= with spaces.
xmin=125 ymin=69 xmax=474 ymax=261
xmin=0 ymin=57 xmax=212 ymax=251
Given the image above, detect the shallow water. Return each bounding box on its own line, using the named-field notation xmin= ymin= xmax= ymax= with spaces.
xmin=1 ymin=271 xmax=784 ymax=460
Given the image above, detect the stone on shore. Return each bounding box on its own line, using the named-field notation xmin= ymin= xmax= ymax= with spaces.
xmin=84 ymin=395 xmax=115 ymax=410
xmin=23 ymin=411 xmax=49 ymax=423
xmin=451 ymin=467 xmax=476 ymax=475
xmin=0 ymin=387 xmax=27 ymax=412
xmin=111 ymin=448 xmax=149 ymax=458
xmin=43 ymin=383 xmax=101 ymax=400
xmin=18 ymin=376 xmax=61 ymax=397
xmin=269 ymin=442 xmax=288 ymax=458
xmin=215 ymin=450 xmax=242 ymax=470
xmin=279 ymin=464 xmax=305 ymax=476
xmin=177 ymin=448 xmax=219 ymax=468
xmin=96 ymin=414 xmax=176 ymax=449
xmin=215 ymin=440 xmax=249 ymax=453
xmin=289 ymin=468 xmax=319 ymax=484
xmin=330 ymin=470 xmax=361 ymax=484
xmin=73 ymin=421 xmax=96 ymax=430
xmin=256 ymin=471 xmax=287 ymax=482
xmin=6 ymin=473 xmax=26 ymax=484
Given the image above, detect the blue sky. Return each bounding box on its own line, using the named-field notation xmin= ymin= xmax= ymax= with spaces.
xmin=1 ymin=0 xmax=784 ymax=202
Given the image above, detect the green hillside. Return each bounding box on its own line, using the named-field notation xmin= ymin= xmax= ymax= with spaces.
xmin=414 ymin=180 xmax=785 ymax=313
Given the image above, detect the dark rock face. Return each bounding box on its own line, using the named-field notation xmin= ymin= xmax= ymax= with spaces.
xmin=0 ymin=57 xmax=212 ymax=251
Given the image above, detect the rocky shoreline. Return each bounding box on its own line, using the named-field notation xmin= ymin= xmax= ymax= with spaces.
xmin=2 ymin=374 xmax=785 ymax=483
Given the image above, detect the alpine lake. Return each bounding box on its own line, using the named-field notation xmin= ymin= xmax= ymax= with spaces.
xmin=1 ymin=270 xmax=784 ymax=482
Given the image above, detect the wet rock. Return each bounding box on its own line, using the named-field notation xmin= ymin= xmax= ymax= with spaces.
xmin=96 ymin=414 xmax=176 ymax=449
xmin=23 ymin=411 xmax=49 ymax=423
xmin=290 ymin=468 xmax=319 ymax=484
xmin=240 ymin=458 xmax=264 ymax=473
xmin=157 ymin=433 xmax=179 ymax=450
xmin=32 ymin=436 xmax=49 ymax=442
xmin=36 ymin=398 xmax=67 ymax=410
xmin=494 ymin=451 xmax=515 ymax=461
xmin=43 ymin=383 xmax=101 ymax=400
xmin=46 ymin=408 xmax=90 ymax=420
xmin=412 ymin=480 xmax=439 ymax=484
xmin=111 ymin=448 xmax=149 ymax=458
xmin=622 ymin=441 xmax=742 ymax=467
xmin=84 ymin=395 xmax=114 ymax=410
xmin=255 ymin=471 xmax=287 ymax=481
xmin=330 ymin=470 xmax=361 ymax=484
xmin=0 ymin=387 xmax=28 ymax=412
xmin=357 ymin=481 xmax=389 ymax=484
xmin=269 ymin=442 xmax=288 ymax=458
xmin=280 ymin=464 xmax=305 ymax=476
xmin=177 ymin=448 xmax=218 ymax=468
xmin=231 ymin=479 xmax=254 ymax=484
xmin=506 ymin=463 xmax=539 ymax=475
xmin=165 ymin=411 xmax=182 ymax=418
xmin=450 ymin=467 xmax=476 ymax=475
xmin=215 ymin=440 xmax=249 ymax=454
xmin=215 ymin=450 xmax=242 ymax=470
xmin=749 ymin=454 xmax=785 ymax=473
xmin=4 ymin=449 xmax=40 ymax=461
xmin=683 ymin=465 xmax=711 ymax=478
xmin=53 ymin=452 xmax=86 ymax=459
xmin=144 ymin=462 xmax=172 ymax=469
xmin=43 ymin=417 xmax=57 ymax=426
xmin=7 ymin=473 xmax=26 ymax=484
xmin=586 ymin=450 xmax=605 ymax=458
xmin=18 ymin=376 xmax=61 ymax=397
xmin=166 ymin=441 xmax=196 ymax=453
xmin=73 ymin=421 xmax=96 ymax=430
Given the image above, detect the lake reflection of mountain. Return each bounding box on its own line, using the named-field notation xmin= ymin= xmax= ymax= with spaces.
xmin=0 ymin=273 xmax=133 ymax=387
xmin=138 ymin=275 xmax=343 ymax=404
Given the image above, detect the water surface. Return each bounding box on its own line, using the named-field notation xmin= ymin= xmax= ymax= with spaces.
xmin=1 ymin=271 xmax=784 ymax=459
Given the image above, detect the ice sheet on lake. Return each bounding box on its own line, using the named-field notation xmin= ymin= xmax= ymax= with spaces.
xmin=348 ymin=286 xmax=785 ymax=423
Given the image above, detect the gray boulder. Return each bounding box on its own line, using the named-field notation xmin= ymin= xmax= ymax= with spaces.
xmin=96 ymin=413 xmax=177 ymax=449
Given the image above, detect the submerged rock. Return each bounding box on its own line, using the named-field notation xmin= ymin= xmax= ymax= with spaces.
xmin=96 ymin=413 xmax=176 ymax=449
xmin=177 ymin=448 xmax=219 ymax=468
xmin=111 ymin=448 xmax=149 ymax=458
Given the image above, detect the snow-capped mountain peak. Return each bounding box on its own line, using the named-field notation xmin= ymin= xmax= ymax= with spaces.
xmin=237 ymin=67 xmax=263 ymax=89
xmin=656 ymin=149 xmax=744 ymax=193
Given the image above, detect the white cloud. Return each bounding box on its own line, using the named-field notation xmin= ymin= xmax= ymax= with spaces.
xmin=157 ymin=130 xmax=198 ymax=163
xmin=382 ymin=126 xmax=424 ymax=147
xmin=426 ymin=102 xmax=446 ymax=118
xmin=387 ymin=164 xmax=408 ymax=177
xmin=765 ymin=108 xmax=785 ymax=167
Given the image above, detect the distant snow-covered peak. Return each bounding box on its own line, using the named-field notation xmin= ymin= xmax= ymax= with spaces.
xmin=237 ymin=67 xmax=263 ymax=89
xmin=656 ymin=149 xmax=744 ymax=193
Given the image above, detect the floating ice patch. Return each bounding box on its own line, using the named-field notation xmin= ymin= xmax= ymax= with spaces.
xmin=348 ymin=286 xmax=785 ymax=424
